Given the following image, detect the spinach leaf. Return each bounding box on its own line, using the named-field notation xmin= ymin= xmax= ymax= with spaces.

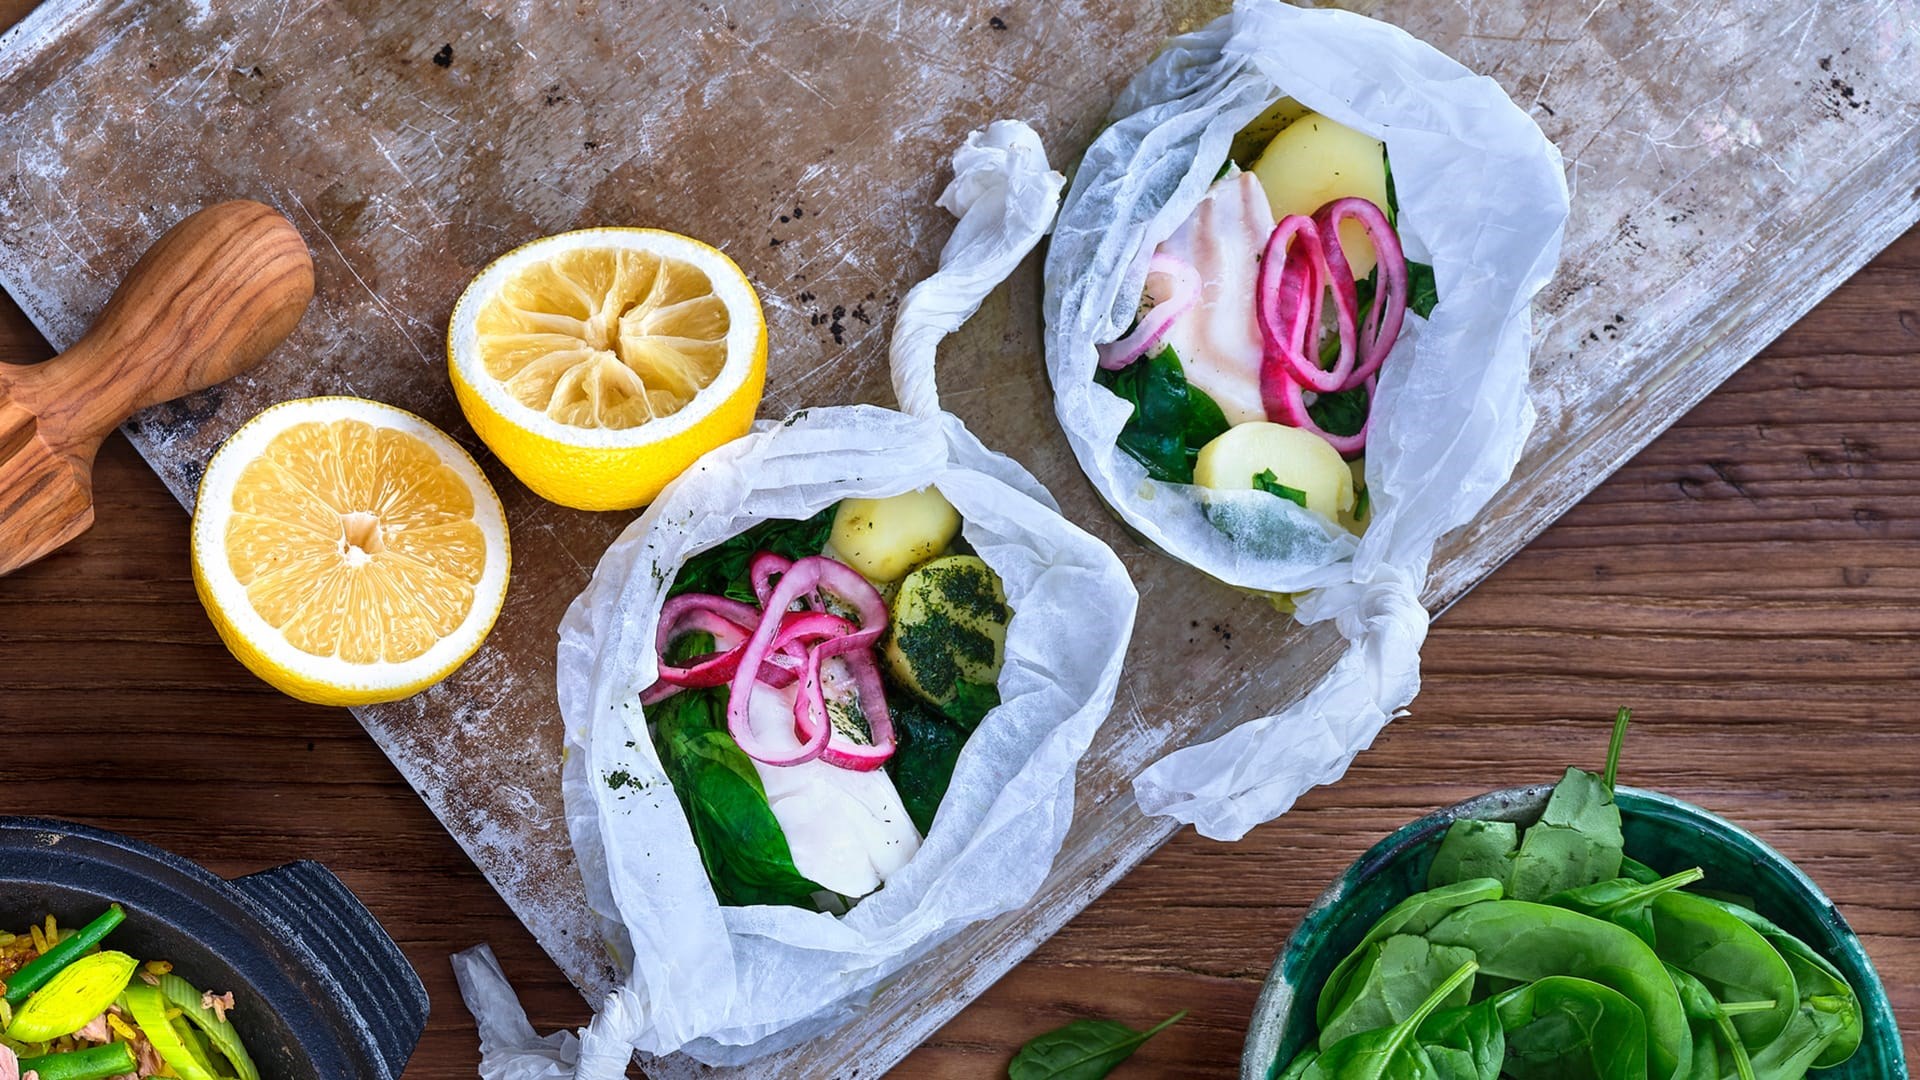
xmin=1423 ymin=900 xmax=1690 ymax=1080
xmin=1319 ymin=935 xmax=1477 ymax=1050
xmin=1698 ymin=899 xmax=1864 ymax=1068
xmin=669 ymin=506 xmax=837 ymax=602
xmin=1506 ymin=766 xmax=1623 ymax=901
xmin=1416 ymin=998 xmax=1504 ymax=1080
xmin=1274 ymin=1050 xmax=1320 ymax=1080
xmin=1405 ymin=262 xmax=1439 ymax=320
xmin=1737 ymin=989 xmax=1858 ymax=1080
xmin=1094 ymin=345 xmax=1229 ymax=483
xmin=1317 ymin=878 xmax=1504 ymax=1028
xmin=1427 ymin=820 xmax=1518 ymax=890
xmin=1649 ymin=890 xmax=1799 ymax=1049
xmin=1254 ymin=469 xmax=1308 ymax=508
xmin=1620 ymin=854 xmax=1663 ymax=885
xmin=1007 ymin=1010 xmax=1184 ymax=1079
xmin=942 ymin=677 xmax=1000 ymax=730
xmin=1309 ymin=961 xmax=1478 ymax=1079
xmin=1307 ymin=383 xmax=1370 ymax=439
xmin=1493 ymin=975 xmax=1651 ymax=1080
xmin=1670 ymin=964 xmax=1760 ymax=1080
xmin=885 ymin=694 xmax=968 ymax=836
xmin=1544 ymin=866 xmax=1704 ymax=947
xmin=647 ymin=650 xmax=825 ymax=909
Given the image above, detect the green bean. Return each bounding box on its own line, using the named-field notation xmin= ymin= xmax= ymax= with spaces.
xmin=2 ymin=905 xmax=125 ymax=1006
xmin=17 ymin=1041 xmax=139 ymax=1080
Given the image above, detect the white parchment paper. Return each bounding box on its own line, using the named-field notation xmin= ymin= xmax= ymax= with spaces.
xmin=1042 ymin=1 xmax=1569 ymax=840
xmin=456 ymin=122 xmax=1139 ymax=1070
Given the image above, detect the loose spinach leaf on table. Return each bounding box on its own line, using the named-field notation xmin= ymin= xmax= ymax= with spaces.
xmin=668 ymin=506 xmax=837 ymax=602
xmin=1007 ymin=1010 xmax=1184 ymax=1080
xmin=1494 ymin=975 xmax=1652 ymax=1080
xmin=647 ymin=634 xmax=825 ymax=909
xmin=1319 ymin=935 xmax=1477 ymax=1050
xmin=1094 ymin=345 xmax=1229 ymax=484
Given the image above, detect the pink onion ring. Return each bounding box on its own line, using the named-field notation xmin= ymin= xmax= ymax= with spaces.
xmin=749 ymin=551 xmax=792 ymax=608
xmin=1097 ymin=253 xmax=1202 ymax=371
xmin=725 ymin=556 xmax=889 ymax=768
xmin=793 ymin=636 xmax=897 ymax=771
xmin=1257 ymin=214 xmax=1356 ymax=394
xmin=1314 ymin=197 xmax=1408 ymax=390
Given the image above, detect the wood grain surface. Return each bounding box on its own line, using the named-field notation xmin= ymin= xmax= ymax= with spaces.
xmin=1 ymin=1 xmax=1917 ymax=1077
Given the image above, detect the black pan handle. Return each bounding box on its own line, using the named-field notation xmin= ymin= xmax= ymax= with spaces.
xmin=232 ymin=861 xmax=429 ymax=1080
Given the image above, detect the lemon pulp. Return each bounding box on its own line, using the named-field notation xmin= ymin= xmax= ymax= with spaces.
xmin=474 ymin=247 xmax=731 ymax=430
xmin=224 ymin=418 xmax=486 ymax=665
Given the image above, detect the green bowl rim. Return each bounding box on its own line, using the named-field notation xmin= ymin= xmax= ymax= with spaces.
xmin=1239 ymin=783 xmax=1906 ymax=1079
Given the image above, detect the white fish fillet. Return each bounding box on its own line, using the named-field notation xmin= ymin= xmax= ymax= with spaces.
xmin=1155 ymin=170 xmax=1276 ymax=426
xmin=744 ymin=681 xmax=921 ymax=898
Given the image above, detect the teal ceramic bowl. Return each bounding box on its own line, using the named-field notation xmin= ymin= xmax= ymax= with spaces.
xmin=1241 ymin=785 xmax=1905 ymax=1079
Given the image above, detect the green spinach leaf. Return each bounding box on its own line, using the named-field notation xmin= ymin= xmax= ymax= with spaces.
xmin=1544 ymin=866 xmax=1704 ymax=947
xmin=942 ymin=677 xmax=1000 ymax=730
xmin=1494 ymin=975 xmax=1651 ymax=1080
xmin=1427 ymin=820 xmax=1519 ymax=890
xmin=1094 ymin=345 xmax=1229 ymax=483
xmin=1253 ymin=469 xmax=1309 ymax=508
xmin=1416 ymin=998 xmax=1504 ymax=1080
xmin=1007 ymin=1010 xmax=1184 ymax=1079
xmin=1649 ymin=891 xmax=1799 ymax=1049
xmin=1406 ymin=262 xmax=1439 ymax=320
xmin=669 ymin=506 xmax=837 ymax=602
xmin=1317 ymin=878 xmax=1504 ymax=1028
xmin=1698 ymin=900 xmax=1864 ymax=1069
xmin=1423 ymin=900 xmax=1690 ymax=1080
xmin=885 ymin=694 xmax=968 ymax=835
xmin=1506 ymin=766 xmax=1624 ymax=901
xmin=1310 ymin=961 xmax=1478 ymax=1079
xmin=1319 ymin=935 xmax=1477 ymax=1050
xmin=647 ymin=638 xmax=825 ymax=909
xmin=1307 ymin=383 xmax=1370 ymax=439
xmin=1670 ymin=964 xmax=1760 ymax=1080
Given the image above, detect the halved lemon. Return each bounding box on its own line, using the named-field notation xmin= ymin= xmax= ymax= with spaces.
xmin=448 ymin=228 xmax=767 ymax=510
xmin=189 ymin=397 xmax=510 ymax=706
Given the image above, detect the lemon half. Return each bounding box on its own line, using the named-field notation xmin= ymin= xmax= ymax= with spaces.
xmin=448 ymin=228 xmax=767 ymax=510
xmin=190 ymin=397 xmax=510 ymax=706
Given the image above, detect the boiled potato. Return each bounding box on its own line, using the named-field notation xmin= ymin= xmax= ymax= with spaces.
xmin=1249 ymin=111 xmax=1390 ymax=278
xmin=1194 ymin=422 xmax=1354 ymax=524
xmin=1229 ymin=97 xmax=1312 ymax=167
xmin=884 ymin=555 xmax=1009 ymax=711
xmin=829 ymin=488 xmax=961 ymax=584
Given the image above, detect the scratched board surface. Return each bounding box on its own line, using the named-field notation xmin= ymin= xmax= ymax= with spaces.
xmin=1 ymin=1 xmax=1916 ymax=1075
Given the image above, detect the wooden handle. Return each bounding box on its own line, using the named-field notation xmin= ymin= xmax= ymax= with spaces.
xmin=11 ymin=200 xmax=314 ymax=455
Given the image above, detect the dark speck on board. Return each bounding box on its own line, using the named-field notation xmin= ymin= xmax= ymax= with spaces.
xmin=989 ymin=15 xmax=1007 ymax=30
xmin=432 ymin=43 xmax=453 ymax=68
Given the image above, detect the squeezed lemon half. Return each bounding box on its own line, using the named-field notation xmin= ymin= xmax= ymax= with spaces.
xmin=448 ymin=228 xmax=767 ymax=510
xmin=190 ymin=397 xmax=510 ymax=706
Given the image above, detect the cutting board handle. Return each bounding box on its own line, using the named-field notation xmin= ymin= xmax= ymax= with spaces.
xmin=11 ymin=200 xmax=315 ymax=456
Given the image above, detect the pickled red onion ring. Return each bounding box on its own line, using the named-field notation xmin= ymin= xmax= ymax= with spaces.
xmin=1257 ymin=215 xmax=1356 ymax=394
xmin=1314 ymin=197 xmax=1407 ymax=390
xmin=1097 ymin=253 xmax=1202 ymax=371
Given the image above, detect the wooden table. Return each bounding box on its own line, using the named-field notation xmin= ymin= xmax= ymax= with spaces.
xmin=2 ymin=5 xmax=1916 ymax=1077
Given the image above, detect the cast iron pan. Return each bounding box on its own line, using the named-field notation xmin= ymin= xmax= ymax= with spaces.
xmin=0 ymin=817 xmax=427 ymax=1079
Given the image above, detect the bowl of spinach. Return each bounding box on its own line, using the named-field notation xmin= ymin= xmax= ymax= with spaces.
xmin=1241 ymin=712 xmax=1904 ymax=1080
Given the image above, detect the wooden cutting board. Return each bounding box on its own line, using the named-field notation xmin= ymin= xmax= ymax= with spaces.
xmin=1 ymin=1 xmax=1915 ymax=1075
